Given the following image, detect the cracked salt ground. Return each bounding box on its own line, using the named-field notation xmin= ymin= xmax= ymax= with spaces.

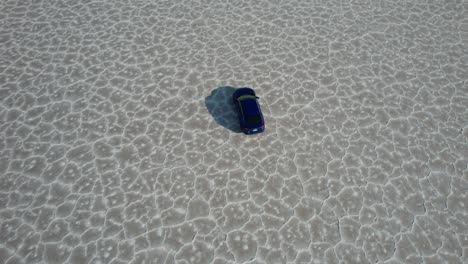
xmin=1 ymin=0 xmax=468 ymax=264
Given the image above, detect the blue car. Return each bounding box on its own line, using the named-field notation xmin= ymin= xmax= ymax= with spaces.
xmin=233 ymin=88 xmax=265 ymax=134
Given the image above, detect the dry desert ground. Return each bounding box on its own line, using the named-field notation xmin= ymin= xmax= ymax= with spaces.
xmin=1 ymin=0 xmax=468 ymax=263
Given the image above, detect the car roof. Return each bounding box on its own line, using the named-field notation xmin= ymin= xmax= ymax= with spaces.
xmin=239 ymin=97 xmax=260 ymax=116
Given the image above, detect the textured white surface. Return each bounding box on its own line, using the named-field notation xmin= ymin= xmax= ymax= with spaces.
xmin=1 ymin=0 xmax=468 ymax=263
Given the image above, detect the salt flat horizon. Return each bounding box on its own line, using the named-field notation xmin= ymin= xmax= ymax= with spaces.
xmin=0 ymin=0 xmax=467 ymax=263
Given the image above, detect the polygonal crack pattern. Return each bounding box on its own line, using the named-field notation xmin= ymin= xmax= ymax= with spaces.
xmin=0 ymin=0 xmax=467 ymax=263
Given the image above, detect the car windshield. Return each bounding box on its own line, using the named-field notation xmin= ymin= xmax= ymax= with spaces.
xmin=245 ymin=114 xmax=261 ymax=124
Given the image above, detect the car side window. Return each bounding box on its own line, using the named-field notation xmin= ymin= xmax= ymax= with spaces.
xmin=236 ymin=100 xmax=244 ymax=116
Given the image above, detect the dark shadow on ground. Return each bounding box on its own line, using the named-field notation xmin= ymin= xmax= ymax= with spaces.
xmin=205 ymin=86 xmax=242 ymax=133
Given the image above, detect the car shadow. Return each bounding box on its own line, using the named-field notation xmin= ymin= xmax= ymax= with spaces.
xmin=205 ymin=86 xmax=242 ymax=133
